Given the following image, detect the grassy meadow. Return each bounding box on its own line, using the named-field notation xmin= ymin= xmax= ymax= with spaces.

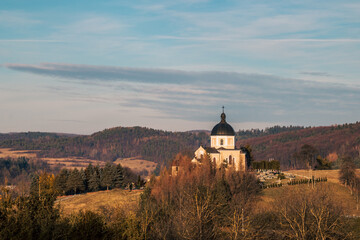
xmin=0 ymin=148 xmax=157 ymax=176
xmin=0 ymin=148 xmax=37 ymax=159
xmin=257 ymin=182 xmax=360 ymax=216
xmin=56 ymin=189 xmax=142 ymax=215
xmin=285 ymin=169 xmax=360 ymax=183
xmin=114 ymin=157 xmax=157 ymax=177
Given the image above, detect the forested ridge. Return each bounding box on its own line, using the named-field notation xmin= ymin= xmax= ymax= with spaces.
xmin=238 ymin=122 xmax=360 ymax=168
xmin=236 ymin=125 xmax=305 ymax=139
xmin=0 ymin=127 xmax=209 ymax=166
xmin=1 ymin=122 xmax=360 ymax=169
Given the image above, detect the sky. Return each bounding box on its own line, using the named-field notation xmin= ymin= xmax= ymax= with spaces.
xmin=1 ymin=0 xmax=360 ymax=134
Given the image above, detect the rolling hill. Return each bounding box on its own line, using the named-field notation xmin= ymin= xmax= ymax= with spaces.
xmin=0 ymin=127 xmax=209 ymax=167
xmin=237 ymin=122 xmax=360 ymax=168
xmin=1 ymin=122 xmax=360 ymax=170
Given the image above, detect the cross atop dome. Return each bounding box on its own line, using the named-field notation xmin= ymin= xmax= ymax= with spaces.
xmin=212 ymin=107 xmax=234 ymax=136
xmin=173 ymin=108 xmax=247 ymax=175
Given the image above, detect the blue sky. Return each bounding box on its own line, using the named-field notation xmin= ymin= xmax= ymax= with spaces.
xmin=1 ymin=0 xmax=360 ymax=134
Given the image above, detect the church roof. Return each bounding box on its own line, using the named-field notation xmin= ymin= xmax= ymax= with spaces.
xmin=204 ymin=147 xmax=219 ymax=153
xmin=211 ymin=112 xmax=235 ymax=136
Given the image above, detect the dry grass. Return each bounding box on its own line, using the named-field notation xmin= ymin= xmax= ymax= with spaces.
xmin=284 ymin=169 xmax=360 ymax=183
xmin=42 ymin=157 xmax=106 ymax=169
xmin=0 ymin=148 xmax=37 ymax=159
xmin=256 ymin=182 xmax=360 ymax=216
xmin=0 ymin=148 xmax=157 ymax=174
xmin=0 ymin=148 xmax=107 ymax=170
xmin=115 ymin=157 xmax=157 ymax=176
xmin=56 ymin=188 xmax=142 ymax=216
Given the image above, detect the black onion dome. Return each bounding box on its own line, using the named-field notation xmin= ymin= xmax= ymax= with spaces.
xmin=210 ymin=112 xmax=235 ymax=136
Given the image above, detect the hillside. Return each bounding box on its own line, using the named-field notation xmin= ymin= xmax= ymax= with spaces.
xmin=56 ymin=189 xmax=142 ymax=215
xmin=237 ymin=122 xmax=360 ymax=168
xmin=1 ymin=122 xmax=360 ymax=169
xmin=0 ymin=127 xmax=209 ymax=167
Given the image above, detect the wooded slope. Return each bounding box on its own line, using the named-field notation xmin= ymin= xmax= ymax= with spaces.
xmin=1 ymin=122 xmax=359 ymax=169
xmin=237 ymin=122 xmax=360 ymax=168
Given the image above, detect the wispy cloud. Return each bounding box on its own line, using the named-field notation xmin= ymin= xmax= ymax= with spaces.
xmin=57 ymin=16 xmax=128 ymax=35
xmin=0 ymin=39 xmax=64 ymax=43
xmin=4 ymin=62 xmax=360 ymax=125
xmin=1 ymin=1 xmax=360 ymax=133
xmin=154 ymin=36 xmax=360 ymax=43
xmin=0 ymin=10 xmax=41 ymax=27
xmin=299 ymin=71 xmax=338 ymax=77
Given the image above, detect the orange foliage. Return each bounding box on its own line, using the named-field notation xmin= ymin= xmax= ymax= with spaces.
xmin=327 ymin=152 xmax=338 ymax=162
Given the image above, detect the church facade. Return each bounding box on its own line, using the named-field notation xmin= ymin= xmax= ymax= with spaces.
xmin=172 ymin=110 xmax=246 ymax=175
xmin=191 ymin=111 xmax=247 ymax=171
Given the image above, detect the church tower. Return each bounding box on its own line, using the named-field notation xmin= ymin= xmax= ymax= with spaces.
xmin=210 ymin=108 xmax=235 ymax=149
xmin=171 ymin=107 xmax=247 ymax=176
xmin=190 ymin=107 xmax=246 ymax=172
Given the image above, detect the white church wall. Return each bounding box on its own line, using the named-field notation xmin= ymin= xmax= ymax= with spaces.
xmin=210 ymin=136 xmax=235 ymax=149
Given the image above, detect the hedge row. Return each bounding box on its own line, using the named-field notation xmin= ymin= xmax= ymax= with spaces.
xmin=288 ymin=177 xmax=327 ymax=185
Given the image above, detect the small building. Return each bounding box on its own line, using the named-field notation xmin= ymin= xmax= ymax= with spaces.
xmin=172 ymin=110 xmax=246 ymax=175
xmin=192 ymin=110 xmax=246 ymax=171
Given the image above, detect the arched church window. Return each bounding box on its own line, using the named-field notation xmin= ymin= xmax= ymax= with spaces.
xmin=220 ymin=139 xmax=224 ymax=145
xmin=213 ymin=157 xmax=216 ymax=163
xmin=229 ymin=155 xmax=232 ymax=165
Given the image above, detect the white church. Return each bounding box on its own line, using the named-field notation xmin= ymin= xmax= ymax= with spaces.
xmin=173 ymin=109 xmax=247 ymax=174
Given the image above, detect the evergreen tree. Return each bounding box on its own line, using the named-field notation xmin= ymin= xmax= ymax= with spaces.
xmin=101 ymin=163 xmax=114 ymax=191
xmin=67 ymin=169 xmax=85 ymax=194
xmin=88 ymin=171 xmax=101 ymax=192
xmin=54 ymin=169 xmax=69 ymax=195
xmin=315 ymin=155 xmax=332 ymax=170
xmin=79 ymin=168 xmax=87 ymax=191
xmin=84 ymin=164 xmax=95 ymax=190
xmin=30 ymin=174 xmax=40 ymax=196
xmin=113 ymin=164 xmax=124 ymax=188
xmin=241 ymin=144 xmax=254 ymax=169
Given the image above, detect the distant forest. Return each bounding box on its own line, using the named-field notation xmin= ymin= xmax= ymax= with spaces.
xmin=236 ymin=125 xmax=305 ymax=139
xmin=238 ymin=122 xmax=360 ymax=169
xmin=0 ymin=127 xmax=209 ymax=166
xmin=1 ymin=122 xmax=360 ymax=169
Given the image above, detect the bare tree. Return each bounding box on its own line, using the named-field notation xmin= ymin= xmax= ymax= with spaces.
xmin=274 ymin=185 xmax=350 ymax=240
xmin=339 ymin=156 xmax=357 ymax=194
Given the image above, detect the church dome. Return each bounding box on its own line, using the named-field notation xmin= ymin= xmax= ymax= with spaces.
xmin=211 ymin=112 xmax=235 ymax=136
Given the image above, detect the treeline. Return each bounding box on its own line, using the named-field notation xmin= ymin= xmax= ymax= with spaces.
xmin=48 ymin=163 xmax=142 ymax=196
xmin=0 ymin=157 xmax=53 ymax=195
xmin=252 ymin=160 xmax=280 ymax=170
xmin=238 ymin=122 xmax=360 ymax=169
xmin=2 ymin=121 xmax=360 ymax=169
xmin=0 ymin=127 xmax=209 ymax=166
xmin=237 ymin=125 xmax=305 ymax=139
xmin=0 ymin=132 xmax=73 ymax=141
